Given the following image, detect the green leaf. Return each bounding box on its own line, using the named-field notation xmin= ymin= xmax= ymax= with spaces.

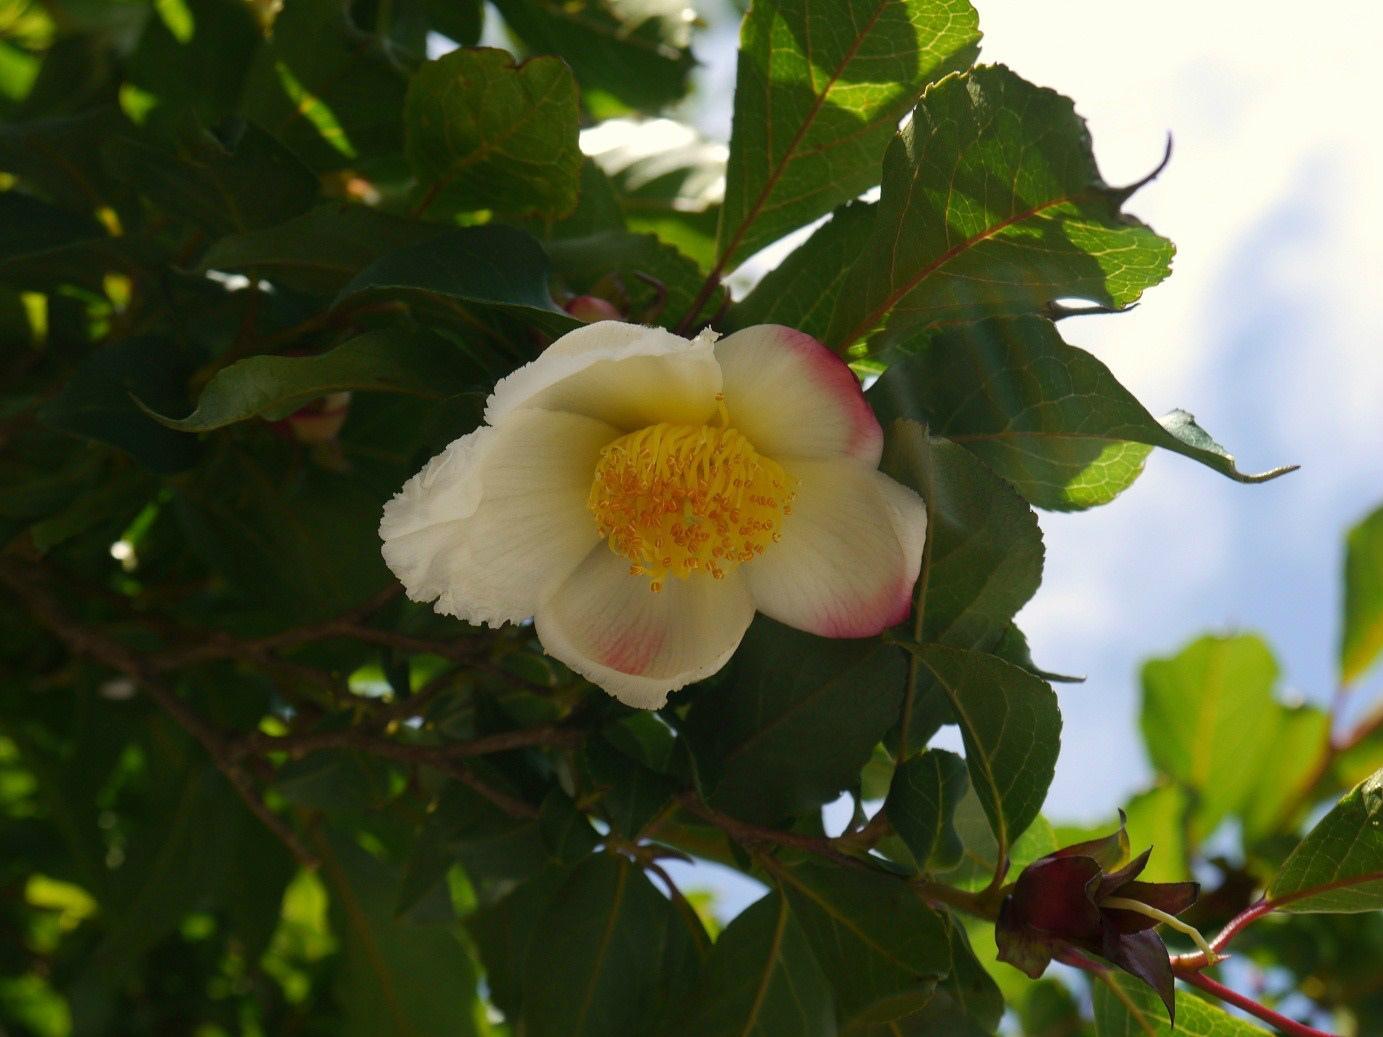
xmin=466 ymin=867 xmax=570 ymax=1018
xmin=884 ymin=912 xmax=1003 ymax=1036
xmin=405 ymin=47 xmax=581 ymax=219
xmin=313 ymin=830 xmax=484 ymax=1037
xmin=103 ymin=120 xmax=319 ymax=235
xmin=727 ymin=201 xmax=875 ymax=341
xmin=893 ymin=643 xmax=1059 ymax=857
xmin=717 ymin=0 xmax=980 ymax=271
xmin=880 ymin=422 xmax=1043 ymax=648
xmin=546 ymin=230 xmax=725 ymax=328
xmin=826 ymin=65 xmax=1174 ymax=351
xmin=1122 ymin=785 xmax=1191 ymax=884
xmin=771 ymin=860 xmax=949 ymax=1025
xmin=1242 ymin=704 xmax=1331 ymax=843
xmin=240 ymin=0 xmax=408 ymax=170
xmin=491 ymin=0 xmax=696 ymax=112
xmin=124 ymin=0 xmax=260 ymax=123
xmin=936 ymin=790 xmax=1057 ymax=891
xmin=337 ymin=224 xmax=578 ymax=335
xmin=522 ymin=853 xmax=701 ymax=1036
xmin=684 ymin=617 xmax=906 ymax=824
xmin=1269 ymin=767 xmax=1383 ymax=912
xmin=1093 ymin=972 xmax=1270 ymax=1036
xmin=199 ymin=205 xmax=441 ymax=296
xmin=1341 ymin=503 xmax=1383 ymax=685
xmin=39 ymin=335 xmax=201 ymax=474
xmin=674 ymin=891 xmax=835 ymax=1037
xmin=1140 ymin=634 xmax=1281 ymax=840
xmin=870 ymin=317 xmax=1295 ymax=511
xmin=146 ymin=328 xmax=474 ymax=432
xmin=884 ymin=749 xmax=968 ymax=870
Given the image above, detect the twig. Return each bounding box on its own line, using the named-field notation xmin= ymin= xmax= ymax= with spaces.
xmin=1 ymin=559 xmax=318 ymax=869
xmin=1178 ymin=969 xmax=1338 ymax=1037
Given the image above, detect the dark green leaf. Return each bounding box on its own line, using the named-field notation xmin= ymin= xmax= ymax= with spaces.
xmin=314 ymin=830 xmax=484 ymax=1037
xmin=537 ymin=789 xmax=601 ymax=863
xmin=772 ymin=860 xmax=949 ymax=1025
xmin=674 ymin=891 xmax=835 ymax=1037
xmin=893 ymin=643 xmax=1059 ymax=858
xmin=727 ymin=200 xmax=875 ymax=340
xmin=146 ymin=327 xmax=474 ymax=432
xmin=584 ymin=736 xmax=677 ymax=838
xmin=39 ymin=335 xmax=201 ymax=473
xmin=718 ymin=0 xmax=980 ymax=270
xmin=1341 ymin=503 xmax=1383 ymax=685
xmin=1093 ymin=971 xmax=1270 ymax=1036
xmin=826 ymin=65 xmax=1174 ymax=350
xmin=522 ymin=853 xmax=701 ymax=1036
xmin=880 ymin=422 xmax=1043 ymax=648
xmin=103 ymin=120 xmax=318 ymax=235
xmin=546 ymin=230 xmax=722 ymax=327
xmin=240 ymin=0 xmax=408 ymax=170
xmin=405 ymin=47 xmax=581 ymax=219
xmin=885 ymin=748 xmax=968 ymax=870
xmin=337 ymin=224 xmax=578 ymax=335
xmin=871 ymin=317 xmax=1294 ymax=510
xmin=466 ymin=867 xmax=571 ymax=1018
xmin=491 ymin=0 xmax=696 ymax=112
xmin=888 ymin=911 xmax=1003 ymax=1035
xmin=935 ymin=787 xmax=1057 ymax=891
xmin=199 ymin=205 xmax=441 ymax=296
xmin=1140 ymin=634 xmax=1281 ymax=840
xmin=684 ymin=617 xmax=906 ymax=824
xmin=1269 ymin=767 xmax=1383 ymax=912
xmin=125 ymin=0 xmax=260 ymax=123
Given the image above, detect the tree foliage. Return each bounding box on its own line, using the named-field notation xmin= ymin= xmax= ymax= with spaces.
xmin=0 ymin=0 xmax=1377 ymax=1035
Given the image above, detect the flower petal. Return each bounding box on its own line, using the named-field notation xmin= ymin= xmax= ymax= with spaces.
xmin=1012 ymin=856 xmax=1104 ymax=939
xmin=486 ymin=321 xmax=721 ymax=430
xmin=716 ymin=324 xmax=882 ymax=464
xmin=744 ymin=461 xmax=925 ymax=638
xmin=535 ymin=547 xmax=755 ymax=708
xmin=1101 ymin=925 xmax=1176 ymax=1024
xmin=380 ymin=410 xmax=617 ymax=627
xmin=1103 ymin=880 xmax=1201 ymax=935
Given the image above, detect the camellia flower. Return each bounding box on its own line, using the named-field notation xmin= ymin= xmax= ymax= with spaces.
xmin=379 ymin=321 xmax=926 ymax=707
xmin=995 ymin=815 xmax=1209 ymax=1021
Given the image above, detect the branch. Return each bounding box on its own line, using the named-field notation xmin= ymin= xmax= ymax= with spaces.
xmin=1178 ymin=969 xmax=1338 ymax=1037
xmin=1 ymin=558 xmax=319 ymax=869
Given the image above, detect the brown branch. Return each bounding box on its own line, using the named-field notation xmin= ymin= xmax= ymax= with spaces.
xmin=1 ymin=558 xmax=318 ymax=869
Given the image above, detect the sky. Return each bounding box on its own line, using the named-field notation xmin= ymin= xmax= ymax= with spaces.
xmin=637 ymin=0 xmax=1383 ymax=914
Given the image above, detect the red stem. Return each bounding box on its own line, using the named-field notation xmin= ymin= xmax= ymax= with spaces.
xmin=1178 ymin=970 xmax=1338 ymax=1037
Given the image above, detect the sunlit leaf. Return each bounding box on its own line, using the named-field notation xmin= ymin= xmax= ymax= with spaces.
xmin=1140 ymin=634 xmax=1281 ymax=841
xmin=870 ymin=317 xmax=1295 ymax=511
xmin=827 ymin=65 xmax=1173 ymax=351
xmin=1269 ymin=767 xmax=1383 ymax=912
xmin=1341 ymin=503 xmax=1383 ymax=685
xmin=718 ymin=0 xmax=980 ymax=271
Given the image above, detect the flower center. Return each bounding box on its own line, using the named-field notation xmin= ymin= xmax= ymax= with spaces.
xmin=587 ymin=413 xmax=795 ymax=592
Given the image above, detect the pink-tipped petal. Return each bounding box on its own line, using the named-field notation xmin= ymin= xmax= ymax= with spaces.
xmin=745 ymin=459 xmax=926 ymax=638
xmin=534 ymin=547 xmax=756 ymax=708
xmin=379 ymin=410 xmax=618 ymax=627
xmin=715 ymin=324 xmax=882 ymax=465
xmin=486 ymin=321 xmax=721 ymax=431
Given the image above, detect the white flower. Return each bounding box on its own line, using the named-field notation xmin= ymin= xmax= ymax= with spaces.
xmin=379 ymin=322 xmax=927 ymax=708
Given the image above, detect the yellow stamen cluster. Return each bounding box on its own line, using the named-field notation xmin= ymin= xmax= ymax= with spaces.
xmin=588 ymin=417 xmax=795 ymax=592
